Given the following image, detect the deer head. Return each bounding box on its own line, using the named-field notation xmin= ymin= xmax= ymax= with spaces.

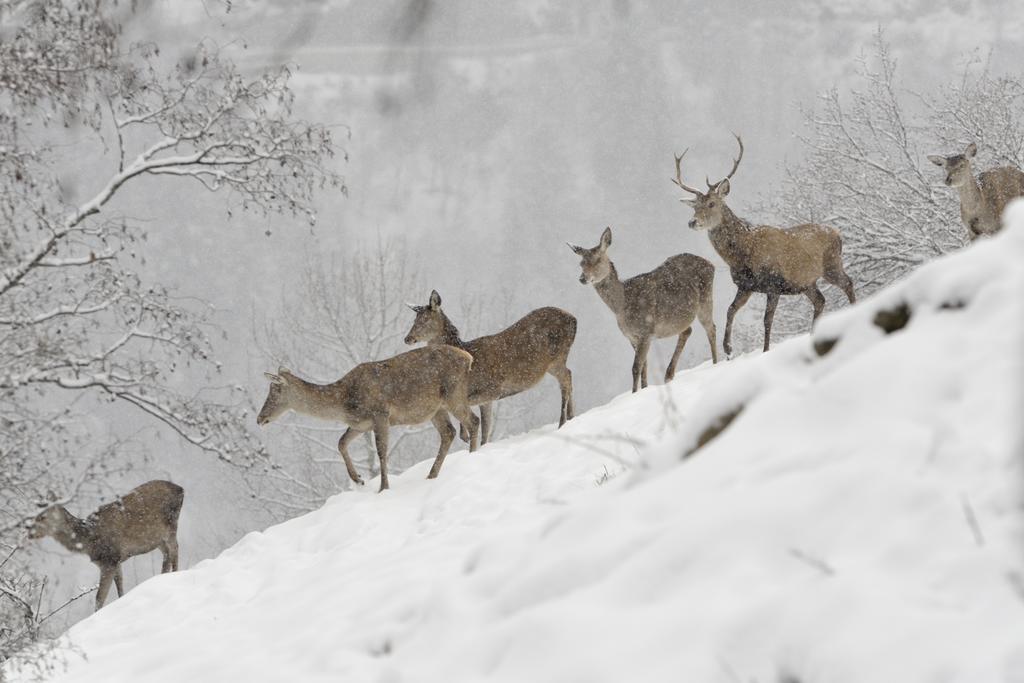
xmin=928 ymin=142 xmax=977 ymax=188
xmin=404 ymin=290 xmax=445 ymax=345
xmin=673 ymin=134 xmax=744 ymax=231
xmin=257 ymin=367 xmax=298 ymax=426
xmin=27 ymin=505 xmax=68 ymax=540
xmin=567 ymin=227 xmax=613 ymax=284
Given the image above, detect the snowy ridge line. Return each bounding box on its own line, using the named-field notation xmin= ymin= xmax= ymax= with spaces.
xmin=7 ymin=207 xmax=1024 ymax=683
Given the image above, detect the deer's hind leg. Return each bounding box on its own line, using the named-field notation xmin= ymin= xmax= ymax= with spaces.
xmin=804 ymin=285 xmax=826 ymax=324
xmin=427 ymin=410 xmax=457 ymax=479
xmin=547 ymin=363 xmax=574 ymax=426
xmin=449 ymin=402 xmax=480 ymax=453
xmin=160 ymin=535 xmax=179 ymax=572
xmin=697 ymin=293 xmax=718 ymax=364
xmin=824 ymin=250 xmax=856 ymax=304
xmin=665 ymin=327 xmax=692 ymax=381
xmin=114 ymin=566 xmax=124 ymax=597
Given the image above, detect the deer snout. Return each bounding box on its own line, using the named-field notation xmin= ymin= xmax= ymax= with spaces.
xmin=578 ymin=273 xmax=588 ymax=285
xmin=688 ymin=219 xmax=697 ymax=229
xmin=404 ymin=333 xmax=416 ymax=345
xmin=256 ymin=415 xmax=268 ymax=427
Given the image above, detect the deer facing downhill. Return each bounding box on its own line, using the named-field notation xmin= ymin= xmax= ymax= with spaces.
xmin=404 ymin=291 xmax=576 ymax=444
xmin=28 ymin=480 xmax=184 ymax=611
xmin=928 ymin=141 xmax=1024 ymax=241
xmin=569 ymin=227 xmax=717 ymax=393
xmin=673 ymin=134 xmax=856 ymax=355
xmin=257 ymin=345 xmax=480 ymax=492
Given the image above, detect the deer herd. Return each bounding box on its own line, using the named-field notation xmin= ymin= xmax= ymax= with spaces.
xmin=27 ymin=138 xmax=1024 ymax=610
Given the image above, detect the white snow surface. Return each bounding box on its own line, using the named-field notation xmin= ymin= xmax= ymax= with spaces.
xmin=11 ymin=208 xmax=1024 ymax=682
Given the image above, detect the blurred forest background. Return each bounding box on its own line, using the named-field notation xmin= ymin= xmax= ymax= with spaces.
xmin=3 ymin=0 xmax=1023 ymax=642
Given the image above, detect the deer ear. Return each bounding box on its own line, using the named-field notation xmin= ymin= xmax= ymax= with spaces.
xmin=716 ymin=178 xmax=731 ymax=196
xmin=264 ymin=372 xmax=283 ymax=384
xmin=567 ymin=242 xmax=585 ymax=255
xmin=680 ymin=198 xmax=697 ymax=207
xmin=927 ymin=155 xmax=946 ymax=167
xmin=429 ymin=290 xmax=442 ymax=310
xmin=600 ymin=227 xmax=612 ymax=249
xmin=964 ymin=142 xmax=977 ymax=159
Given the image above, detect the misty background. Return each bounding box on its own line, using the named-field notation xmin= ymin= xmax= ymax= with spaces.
xmin=26 ymin=0 xmax=1024 ymax=628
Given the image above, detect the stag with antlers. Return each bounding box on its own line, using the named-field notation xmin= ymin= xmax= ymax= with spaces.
xmin=672 ymin=135 xmax=856 ymax=354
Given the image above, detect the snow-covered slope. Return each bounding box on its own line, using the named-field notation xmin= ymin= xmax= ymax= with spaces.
xmin=11 ymin=208 xmax=1024 ymax=683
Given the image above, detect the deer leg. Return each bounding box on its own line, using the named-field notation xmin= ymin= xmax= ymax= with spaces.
xmin=631 ymin=338 xmax=651 ymax=392
xmin=163 ymin=536 xmax=179 ymax=572
xmin=372 ymin=418 xmax=390 ymax=492
xmin=337 ymin=428 xmax=366 ymax=487
xmin=805 ymin=285 xmax=826 ymax=323
xmin=697 ymin=297 xmax=719 ymax=364
xmin=666 ymin=327 xmax=692 ymax=381
xmin=763 ymin=292 xmax=780 ymax=352
xmin=724 ymin=289 xmax=753 ymax=357
xmin=825 ymin=262 xmax=856 ymax=304
xmin=114 ymin=566 xmax=124 ymax=597
xmin=427 ymin=410 xmax=457 ymax=479
xmin=547 ymin=364 xmax=574 ymax=426
xmin=362 ymin=431 xmax=378 ymax=477
xmin=450 ymin=403 xmax=480 ymax=452
xmin=479 ymin=402 xmax=494 ymax=445
xmin=96 ymin=566 xmax=115 ymax=610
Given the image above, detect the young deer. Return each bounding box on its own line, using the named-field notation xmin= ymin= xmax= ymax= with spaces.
xmin=568 ymin=227 xmax=717 ymax=393
xmin=673 ymin=134 xmax=855 ymax=355
xmin=257 ymin=345 xmax=480 ymax=492
xmin=403 ymin=291 xmax=576 ymax=444
xmin=28 ymin=480 xmax=184 ymax=611
xmin=928 ymin=142 xmax=1024 ymax=240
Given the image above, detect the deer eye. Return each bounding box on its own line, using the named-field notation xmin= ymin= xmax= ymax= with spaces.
xmin=708 ymin=201 xmax=716 ymax=208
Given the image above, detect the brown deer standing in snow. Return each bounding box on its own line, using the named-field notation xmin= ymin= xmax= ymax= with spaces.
xmin=28 ymin=480 xmax=184 ymax=610
xmin=257 ymin=345 xmax=480 ymax=492
xmin=403 ymin=291 xmax=576 ymax=444
xmin=673 ymin=134 xmax=856 ymax=355
xmin=568 ymin=227 xmax=717 ymax=393
xmin=928 ymin=142 xmax=1024 ymax=240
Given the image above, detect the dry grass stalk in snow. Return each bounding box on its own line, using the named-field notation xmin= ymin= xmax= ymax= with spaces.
xmin=673 ymin=134 xmax=856 ymax=354
xmin=569 ymin=226 xmax=717 ymax=393
xmin=28 ymin=481 xmax=184 ymax=611
xmin=403 ymin=290 xmax=576 ymax=444
xmin=257 ymin=347 xmax=480 ymax=492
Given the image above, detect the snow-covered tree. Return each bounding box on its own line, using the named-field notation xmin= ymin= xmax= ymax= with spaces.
xmin=0 ymin=0 xmax=342 ymax=659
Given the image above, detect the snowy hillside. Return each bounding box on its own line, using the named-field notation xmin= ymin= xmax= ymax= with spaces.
xmin=9 ymin=209 xmax=1024 ymax=682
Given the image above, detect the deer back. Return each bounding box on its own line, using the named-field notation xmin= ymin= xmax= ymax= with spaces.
xmin=720 ymin=223 xmax=840 ymax=293
xmin=347 ymin=346 xmax=473 ymax=425
xmin=621 ymin=254 xmax=713 ymax=335
xmin=978 ymin=167 xmax=1024 ymax=225
xmin=87 ymin=481 xmax=183 ymax=562
xmin=462 ymin=307 xmax=576 ymax=402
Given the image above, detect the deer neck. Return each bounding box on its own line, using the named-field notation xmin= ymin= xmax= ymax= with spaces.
xmin=287 ymin=375 xmax=345 ymax=422
xmin=429 ymin=314 xmax=466 ymax=349
xmin=956 ymin=174 xmax=989 ymax=222
xmin=49 ymin=508 xmax=95 ymax=555
xmin=707 ymin=207 xmax=754 ymax=271
xmin=593 ymin=262 xmax=627 ymax=317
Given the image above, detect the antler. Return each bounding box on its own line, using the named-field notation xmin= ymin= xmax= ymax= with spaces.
xmin=707 ymin=133 xmax=744 ymax=191
xmin=671 ymin=149 xmax=703 ymax=195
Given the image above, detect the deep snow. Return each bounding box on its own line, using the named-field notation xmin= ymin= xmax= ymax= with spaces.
xmin=8 ymin=207 xmax=1024 ymax=683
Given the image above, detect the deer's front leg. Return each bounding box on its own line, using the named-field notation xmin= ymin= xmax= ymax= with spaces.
xmin=337 ymin=428 xmax=366 ymax=486
xmin=631 ymin=337 xmax=651 ymax=392
xmin=373 ymin=418 xmax=390 ymax=492
xmin=95 ymin=565 xmax=116 ymax=610
xmin=723 ymin=289 xmax=753 ymax=357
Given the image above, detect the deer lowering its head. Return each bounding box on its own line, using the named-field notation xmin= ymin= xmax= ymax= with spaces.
xmin=257 ymin=345 xmax=480 ymax=492
xmin=568 ymin=227 xmax=717 ymax=393
xmin=404 ymin=291 xmax=576 ymax=444
xmin=928 ymin=142 xmax=1024 ymax=240
xmin=673 ymin=134 xmax=856 ymax=355
xmin=28 ymin=480 xmax=184 ymax=611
